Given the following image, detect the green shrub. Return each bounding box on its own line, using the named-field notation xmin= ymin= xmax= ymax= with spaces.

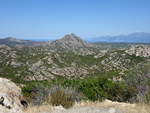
xmin=77 ymin=77 xmax=108 ymax=101
xmin=107 ymin=82 xmax=137 ymax=102
xmin=53 ymin=75 xmax=137 ymax=102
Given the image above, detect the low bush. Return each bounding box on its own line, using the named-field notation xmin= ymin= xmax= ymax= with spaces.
xmin=47 ymin=86 xmax=78 ymax=108
xmin=107 ymin=82 xmax=137 ymax=102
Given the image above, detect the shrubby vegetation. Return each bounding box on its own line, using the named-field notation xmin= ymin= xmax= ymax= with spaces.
xmin=4 ymin=61 xmax=150 ymax=108
xmin=21 ymin=71 xmax=138 ymax=107
xmin=54 ymin=75 xmax=136 ymax=102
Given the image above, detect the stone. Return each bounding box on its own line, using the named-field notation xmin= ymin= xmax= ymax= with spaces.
xmin=0 ymin=77 xmax=25 ymax=113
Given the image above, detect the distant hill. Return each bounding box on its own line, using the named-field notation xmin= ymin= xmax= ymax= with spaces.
xmin=0 ymin=37 xmax=44 ymax=46
xmin=88 ymin=32 xmax=150 ymax=43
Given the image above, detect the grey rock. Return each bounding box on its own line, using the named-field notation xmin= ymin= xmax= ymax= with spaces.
xmin=0 ymin=78 xmax=24 ymax=113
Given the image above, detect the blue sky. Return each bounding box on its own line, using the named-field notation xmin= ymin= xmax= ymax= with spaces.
xmin=0 ymin=0 xmax=150 ymax=40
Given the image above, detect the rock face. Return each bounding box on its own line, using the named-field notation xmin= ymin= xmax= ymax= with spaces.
xmin=0 ymin=78 xmax=24 ymax=113
xmin=126 ymin=45 xmax=150 ymax=57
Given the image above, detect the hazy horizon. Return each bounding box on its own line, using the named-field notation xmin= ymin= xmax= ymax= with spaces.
xmin=0 ymin=32 xmax=149 ymax=41
xmin=0 ymin=32 xmax=150 ymax=44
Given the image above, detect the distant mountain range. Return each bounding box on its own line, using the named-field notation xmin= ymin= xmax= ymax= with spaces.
xmin=87 ymin=32 xmax=150 ymax=43
xmin=0 ymin=32 xmax=150 ymax=47
xmin=0 ymin=34 xmax=89 ymax=48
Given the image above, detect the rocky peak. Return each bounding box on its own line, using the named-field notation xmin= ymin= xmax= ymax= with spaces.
xmin=62 ymin=33 xmax=82 ymax=41
xmin=61 ymin=33 xmax=88 ymax=45
xmin=49 ymin=34 xmax=89 ymax=49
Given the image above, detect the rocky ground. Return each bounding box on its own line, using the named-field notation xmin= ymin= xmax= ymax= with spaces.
xmin=125 ymin=45 xmax=150 ymax=57
xmin=25 ymin=100 xmax=150 ymax=113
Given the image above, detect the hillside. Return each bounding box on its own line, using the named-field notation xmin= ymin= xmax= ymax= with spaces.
xmin=0 ymin=34 xmax=149 ymax=81
xmin=0 ymin=34 xmax=150 ymax=112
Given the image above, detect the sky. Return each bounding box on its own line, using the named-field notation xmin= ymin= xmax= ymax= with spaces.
xmin=0 ymin=0 xmax=150 ymax=40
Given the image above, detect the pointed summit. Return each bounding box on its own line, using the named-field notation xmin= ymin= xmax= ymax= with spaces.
xmin=50 ymin=33 xmax=89 ymax=49
xmin=62 ymin=33 xmax=87 ymax=43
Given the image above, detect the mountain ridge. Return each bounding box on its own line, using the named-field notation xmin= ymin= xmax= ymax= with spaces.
xmin=88 ymin=32 xmax=150 ymax=43
xmin=0 ymin=32 xmax=150 ymax=47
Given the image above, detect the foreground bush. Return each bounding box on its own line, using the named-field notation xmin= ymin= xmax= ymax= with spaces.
xmin=47 ymin=86 xmax=79 ymax=108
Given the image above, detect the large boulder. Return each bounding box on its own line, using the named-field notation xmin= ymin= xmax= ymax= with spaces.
xmin=0 ymin=77 xmax=25 ymax=113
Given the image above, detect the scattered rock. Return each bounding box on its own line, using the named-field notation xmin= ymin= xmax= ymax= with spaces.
xmin=126 ymin=45 xmax=150 ymax=57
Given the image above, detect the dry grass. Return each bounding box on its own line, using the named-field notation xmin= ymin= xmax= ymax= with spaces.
xmin=48 ymin=87 xmax=75 ymax=108
xmin=120 ymin=103 xmax=150 ymax=113
xmin=24 ymin=100 xmax=150 ymax=113
xmin=76 ymin=100 xmax=150 ymax=113
xmin=24 ymin=104 xmax=53 ymax=113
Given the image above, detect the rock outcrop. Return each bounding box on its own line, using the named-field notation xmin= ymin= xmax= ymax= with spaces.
xmin=0 ymin=78 xmax=25 ymax=113
xmin=126 ymin=45 xmax=150 ymax=57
